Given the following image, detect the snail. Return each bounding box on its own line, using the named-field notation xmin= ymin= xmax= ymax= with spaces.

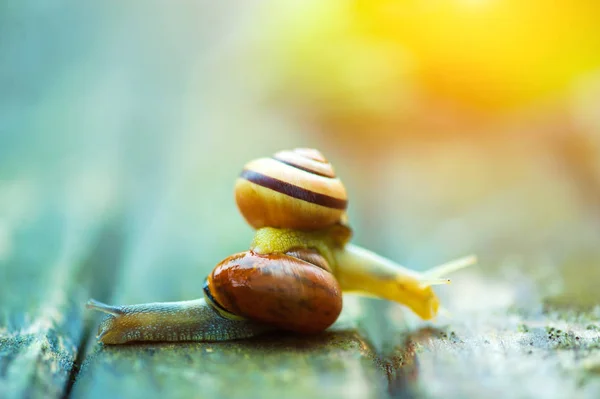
xmin=87 ymin=148 xmax=476 ymax=344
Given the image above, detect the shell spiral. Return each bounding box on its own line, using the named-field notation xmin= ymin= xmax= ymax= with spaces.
xmin=235 ymin=148 xmax=348 ymax=230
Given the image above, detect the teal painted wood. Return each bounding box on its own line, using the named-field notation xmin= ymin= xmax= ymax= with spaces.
xmin=73 ymin=329 xmax=387 ymax=399
xmin=0 ymin=177 xmax=124 ymax=398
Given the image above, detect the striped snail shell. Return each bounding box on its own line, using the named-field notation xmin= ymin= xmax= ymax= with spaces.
xmin=235 ymin=148 xmax=348 ymax=230
xmin=204 ymin=248 xmax=342 ymax=333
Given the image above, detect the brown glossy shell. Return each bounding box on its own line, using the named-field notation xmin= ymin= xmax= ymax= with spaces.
xmin=204 ymin=251 xmax=343 ymax=333
xmin=235 ymin=148 xmax=348 ymax=230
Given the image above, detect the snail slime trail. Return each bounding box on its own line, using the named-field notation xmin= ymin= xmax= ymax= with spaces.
xmin=87 ymin=148 xmax=476 ymax=344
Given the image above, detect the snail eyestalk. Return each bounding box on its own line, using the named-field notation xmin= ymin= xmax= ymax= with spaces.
xmin=422 ymin=255 xmax=477 ymax=280
xmin=86 ymin=299 xmax=123 ymax=316
xmin=420 ymin=278 xmax=451 ymax=288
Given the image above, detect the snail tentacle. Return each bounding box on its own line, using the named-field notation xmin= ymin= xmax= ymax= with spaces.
xmin=421 ymin=255 xmax=477 ymax=280
xmin=86 ymin=299 xmax=123 ymax=316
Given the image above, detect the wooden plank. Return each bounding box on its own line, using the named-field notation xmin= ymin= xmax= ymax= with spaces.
xmin=0 ymin=177 xmax=122 ymax=399
xmin=73 ymin=327 xmax=385 ymax=399
xmin=0 ymin=1 xmax=141 ymax=395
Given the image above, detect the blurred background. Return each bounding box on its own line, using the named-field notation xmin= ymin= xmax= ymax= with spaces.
xmin=1 ymin=0 xmax=600 ymax=338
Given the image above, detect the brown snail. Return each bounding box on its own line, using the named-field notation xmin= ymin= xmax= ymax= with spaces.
xmin=87 ymin=148 xmax=475 ymax=344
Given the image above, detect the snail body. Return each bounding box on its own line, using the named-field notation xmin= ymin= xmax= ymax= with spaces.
xmin=88 ymin=249 xmax=340 ymax=344
xmin=87 ymin=148 xmax=476 ymax=344
xmin=87 ymin=298 xmax=274 ymax=344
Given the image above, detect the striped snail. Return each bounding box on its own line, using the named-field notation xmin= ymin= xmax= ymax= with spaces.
xmin=87 ymin=148 xmax=475 ymax=344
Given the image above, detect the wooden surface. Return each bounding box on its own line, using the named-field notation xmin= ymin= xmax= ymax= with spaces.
xmin=2 ymin=136 xmax=600 ymax=399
